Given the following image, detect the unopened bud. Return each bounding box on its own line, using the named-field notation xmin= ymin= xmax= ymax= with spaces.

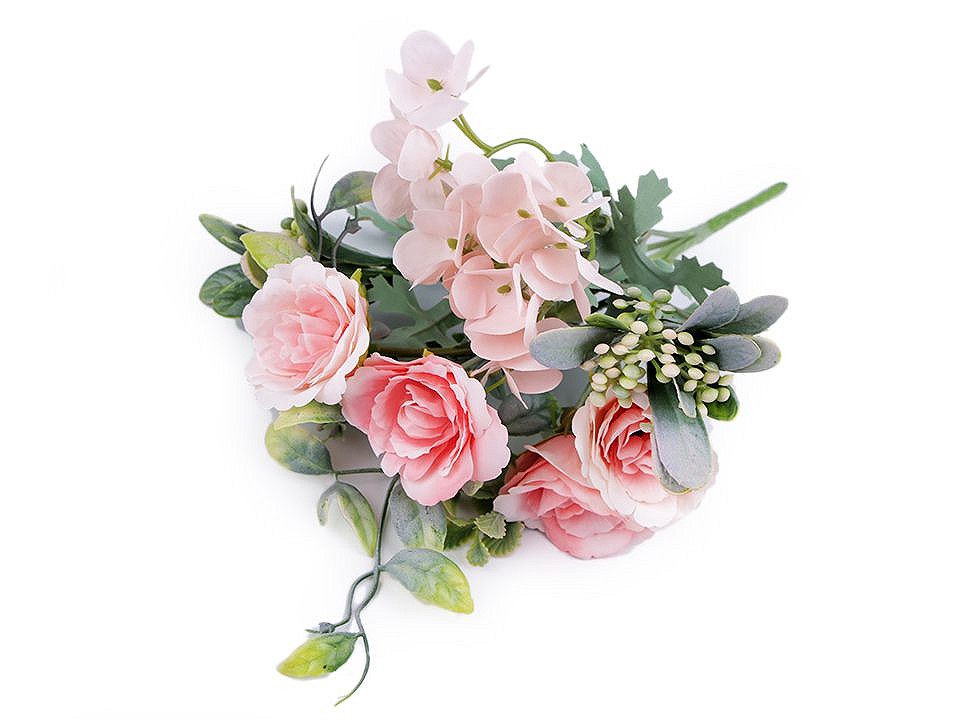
xmin=718 ymin=374 xmax=734 ymax=386
xmin=621 ymin=333 xmax=639 ymax=348
xmin=604 ymin=367 xmax=621 ymax=378
xmin=701 ymin=344 xmax=716 ymax=355
xmin=611 ymin=344 xmax=628 ymax=356
xmin=653 ymin=289 xmax=672 ymax=302
xmin=662 ymin=363 xmax=681 ymax=378
xmin=589 ymin=391 xmax=607 ymax=407
xmin=683 ymin=379 xmax=699 ymax=393
xmin=662 ymin=328 xmax=677 ymax=340
xmin=636 ymin=349 xmax=656 ymax=363
xmin=594 ymin=343 xmax=610 ymax=355
xmin=622 ymin=364 xmax=642 ymax=379
xmin=635 ymin=301 xmax=652 ymax=313
xmin=597 ymin=355 xmax=617 ymax=369
xmin=630 ymin=320 xmax=648 ymax=334
xmin=717 ymin=387 xmax=731 ymax=402
xmin=677 ymin=331 xmax=695 ymax=346
xmin=613 ymin=298 xmax=630 ymax=309
xmin=648 ymin=319 xmax=664 ymax=333
xmin=700 ymin=387 xmax=719 ymax=403
xmin=619 ymin=376 xmax=638 ymax=390
xmin=687 ymin=367 xmax=704 ymax=380
xmin=661 ymin=343 xmax=678 ymax=354
xmin=581 ymin=359 xmax=597 ymax=371
xmin=684 ymin=353 xmax=703 ymax=365
xmin=591 ymin=373 xmax=607 ymax=385
xmin=627 ymin=286 xmax=644 ymax=298
xmin=703 ymin=371 xmax=720 ymax=384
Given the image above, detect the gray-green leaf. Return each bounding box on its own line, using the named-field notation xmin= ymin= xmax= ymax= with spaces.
xmin=241 ymin=231 xmax=307 ymax=270
xmin=389 ymin=483 xmax=447 ymax=550
xmin=482 ymin=521 xmax=523 ymax=557
xmin=318 ymin=482 xmax=378 ymax=557
xmin=679 ymin=287 xmax=741 ymax=332
xmin=580 ymin=144 xmax=609 ymax=193
xmin=648 ymin=373 xmax=713 ymax=490
xmin=528 ymin=326 xmax=615 ymax=370
xmin=273 ymin=401 xmax=344 ymax=430
xmin=324 ymin=171 xmax=375 ymax=216
xmin=264 ymin=422 xmax=333 ymax=475
xmin=736 ymin=337 xmax=781 ymax=373
xmin=497 ymin=393 xmax=558 ymax=435
xmin=466 ymin=531 xmax=491 ymax=566
xmin=704 ymin=335 xmax=762 ymax=371
xmin=277 ymin=633 xmax=357 ymax=679
xmin=199 ymin=264 xmax=257 ymax=318
xmin=473 ymin=511 xmax=506 ymax=539
xmin=584 ymin=312 xmax=632 ymax=331
xmin=199 ymin=213 xmax=248 ymax=254
xmin=382 ymin=549 xmax=474 ymax=613
xmin=715 ymin=295 xmax=788 ymax=335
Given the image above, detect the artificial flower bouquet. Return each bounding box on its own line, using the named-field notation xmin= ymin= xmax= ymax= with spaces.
xmin=199 ymin=30 xmax=787 ymax=702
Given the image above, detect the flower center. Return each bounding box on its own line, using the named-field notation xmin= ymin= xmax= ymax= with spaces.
xmin=426 ymin=78 xmax=444 ymax=91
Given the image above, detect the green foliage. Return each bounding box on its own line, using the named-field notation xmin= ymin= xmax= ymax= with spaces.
xmin=241 ymin=231 xmax=307 ymax=270
xmin=706 ymin=335 xmax=762 ymax=371
xmin=382 ymin=549 xmax=474 ymax=613
xmin=528 ymin=326 xmax=616 ymax=370
xmin=466 ymin=531 xmax=490 ymax=567
xmin=389 ymin=483 xmax=447 ymax=551
xmin=367 ymin=275 xmax=459 ymax=346
xmin=199 ymin=264 xmax=257 ymax=317
xmin=473 ymin=511 xmax=506 ymax=539
xmin=714 ymin=295 xmax=788 ymax=335
xmin=584 ymin=312 xmax=631 ymax=331
xmin=579 ymin=144 xmax=609 ymax=193
xmin=318 ymin=482 xmax=379 ymax=557
xmin=443 ymin=521 xmax=475 ymax=550
xmin=199 ymin=213 xmax=249 ymax=254
xmin=736 ymin=336 xmax=781 ymax=373
xmin=356 ymin=204 xmax=412 ymax=242
xmin=277 ymin=633 xmax=358 ymax=679
xmin=264 ymin=422 xmax=333 ymax=475
xmin=707 ymin=386 xmax=739 ymax=421
xmin=679 ymin=286 xmax=741 ymax=331
xmin=273 ymin=401 xmax=344 ymax=430
xmin=323 ymin=171 xmax=375 ymax=217
xmin=481 ymin=521 xmax=522 ymax=557
xmin=647 ymin=373 xmax=713 ymax=491
xmin=496 ymin=393 xmax=559 ymax=436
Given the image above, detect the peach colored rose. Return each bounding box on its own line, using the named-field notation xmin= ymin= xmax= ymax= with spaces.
xmin=242 ymin=257 xmax=369 ymax=411
xmin=494 ymin=435 xmax=652 ymax=559
xmin=341 ymin=354 xmax=510 ymax=505
xmin=572 ymin=394 xmax=712 ymax=528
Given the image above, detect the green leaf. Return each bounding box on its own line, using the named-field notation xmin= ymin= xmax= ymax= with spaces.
xmin=584 ymin=312 xmax=631 ymax=331
xmin=553 ymin=150 xmax=577 ymax=165
xmin=240 ymin=251 xmax=267 ymax=288
xmin=324 ymin=171 xmax=375 ymax=216
xmin=264 ymin=422 xmax=333 ymax=475
xmin=481 ymin=521 xmax=523 ymax=557
xmin=199 ymin=213 xmax=248 ymax=254
xmin=273 ymin=401 xmax=344 ymax=430
xmin=357 ymin=204 xmax=413 ymax=242
xmin=668 ymin=257 xmax=728 ymax=303
xmin=389 ymin=483 xmax=447 ymax=550
xmin=633 ymin=170 xmax=672 ymax=236
xmin=473 ymin=511 xmax=506 ymax=539
xmin=368 ymin=275 xmax=459 ymax=345
xmin=680 ymin=287 xmax=741 ymax=332
xmin=714 ymin=295 xmax=788 ymax=335
xmin=647 ymin=373 xmax=713 ymax=490
xmin=528 ymin=326 xmax=615 ymax=370
xmin=317 ymin=482 xmax=378 ymax=557
xmin=277 ymin=633 xmax=357 ymax=679
xmin=291 ymin=191 xmax=321 ymax=253
xmin=704 ymin=335 xmax=762 ymax=371
xmin=199 ymin=264 xmax=257 ymax=318
xmin=241 ymin=231 xmax=307 ymax=270
xmin=707 ymin=387 xmax=739 ymax=421
xmin=579 ymin=144 xmax=609 ymax=193
xmin=497 ymin=392 xmax=559 ymax=436
xmin=466 ymin=531 xmax=491 ymax=566
xmin=443 ymin=522 xmax=475 ymax=550
xmin=736 ymin=337 xmax=781 ymax=373
xmin=382 ymin=549 xmax=474 ymax=613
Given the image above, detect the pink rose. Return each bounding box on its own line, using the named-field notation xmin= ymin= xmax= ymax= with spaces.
xmin=341 ymin=354 xmax=510 ymax=505
xmin=242 ymin=257 xmax=369 ymax=410
xmin=494 ymin=435 xmax=652 ymax=559
xmin=572 ymin=394 xmax=712 ymax=528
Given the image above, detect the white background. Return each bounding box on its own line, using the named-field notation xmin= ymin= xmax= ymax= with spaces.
xmin=2 ymin=1 xmax=958 ymax=718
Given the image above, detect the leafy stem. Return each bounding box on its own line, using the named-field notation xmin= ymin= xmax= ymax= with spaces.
xmin=453 ymin=114 xmax=554 ymax=161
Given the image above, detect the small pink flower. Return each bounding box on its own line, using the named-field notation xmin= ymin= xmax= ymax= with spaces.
xmin=386 ymin=31 xmax=486 ymax=130
xmin=510 ymin=154 xmax=607 ymax=238
xmin=371 ymin=118 xmax=446 ymax=220
xmin=242 ymin=257 xmax=369 ymax=410
xmin=571 ymin=394 xmax=713 ymax=528
xmin=495 ymin=435 xmax=652 ymax=559
xmin=392 ymin=184 xmax=483 ymax=285
xmin=341 ymin=354 xmax=510 ymax=505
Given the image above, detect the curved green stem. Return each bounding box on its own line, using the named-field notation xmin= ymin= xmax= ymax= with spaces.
xmin=335 ymin=467 xmax=384 ymax=476
xmin=454 ymin=114 xmax=554 ymax=161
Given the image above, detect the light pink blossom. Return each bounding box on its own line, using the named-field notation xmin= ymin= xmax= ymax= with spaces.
xmin=341 ymin=354 xmax=510 ymax=505
xmin=572 ymin=393 xmax=713 ymax=528
xmin=495 ymin=435 xmax=653 ymax=559
xmin=386 ymin=31 xmax=485 ymax=130
xmin=242 ymin=257 xmax=369 ymax=410
xmin=371 ymin=118 xmax=447 ymax=220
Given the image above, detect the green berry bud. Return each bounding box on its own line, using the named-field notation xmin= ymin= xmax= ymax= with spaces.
xmin=688 ymin=367 xmax=704 ymax=380
xmin=701 ymin=344 xmax=716 ymax=356
xmin=630 ymin=320 xmax=648 ymax=334
xmin=653 ymin=289 xmax=672 ymax=302
xmin=597 ymin=355 xmax=617 ymax=369
xmin=684 ymin=353 xmax=703 ymax=365
xmin=717 ymin=387 xmax=731 ymax=402
xmin=662 ymin=363 xmax=681 ymax=378
xmin=591 ymin=373 xmax=607 ymax=385
xmin=604 ymin=367 xmax=621 ymax=378
xmin=636 ymin=349 xmax=656 ymax=363
xmin=613 ymin=298 xmax=629 ymax=309
xmin=619 ymin=376 xmax=638 ymax=390
xmin=703 ymin=371 xmax=720 ymax=384
xmin=683 ymin=379 xmax=699 ymax=393
xmin=622 ymin=364 xmax=642 ymax=379
xmin=661 ymin=343 xmax=678 ymax=354
xmin=589 ymin=391 xmax=607 ymax=407
xmin=648 ymin=319 xmax=664 ymax=333
xmin=594 ymin=343 xmax=609 ymax=355
xmin=700 ymin=387 xmax=719 ymax=403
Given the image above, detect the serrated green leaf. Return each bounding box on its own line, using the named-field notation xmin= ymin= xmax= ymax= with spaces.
xmin=264 ymin=422 xmax=333 ymax=475
xmin=241 ymin=231 xmax=307 ymax=270
xmin=443 ymin=522 xmax=475 ymax=550
xmin=579 ymin=144 xmax=609 ymax=193
xmin=553 ymin=150 xmax=577 ymax=164
xmin=273 ymin=401 xmax=344 ymax=430
xmin=667 ymin=256 xmax=728 ymax=302
xmin=317 ymin=482 xmax=378 ymax=557
xmin=199 ymin=213 xmax=248 ymax=254
xmin=368 ymin=275 xmax=458 ymax=345
xmin=199 ymin=264 xmax=257 ymax=318
xmin=382 ymin=549 xmax=474 ymax=613
xmin=277 ymin=633 xmax=357 ymax=679
xmin=389 ymin=483 xmax=446 ymax=550
xmin=481 ymin=521 xmax=522 ymax=557
xmin=707 ymin=387 xmax=739 ymax=421
xmin=324 ymin=171 xmax=375 ymax=216
xmin=466 ymin=531 xmax=491 ymax=566
xmin=528 ymin=326 xmax=615 ymax=370
xmin=648 ymin=373 xmax=713 ymax=490
xmin=473 ymin=511 xmax=506 ymax=539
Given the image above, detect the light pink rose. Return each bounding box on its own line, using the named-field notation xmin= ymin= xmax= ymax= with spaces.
xmin=341 ymin=354 xmax=510 ymax=505
xmin=242 ymin=257 xmax=369 ymax=410
xmin=371 ymin=118 xmax=447 ymax=220
xmin=385 ymin=30 xmax=486 ymax=130
xmin=495 ymin=435 xmax=653 ymax=559
xmin=572 ymin=393 xmax=712 ymax=528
